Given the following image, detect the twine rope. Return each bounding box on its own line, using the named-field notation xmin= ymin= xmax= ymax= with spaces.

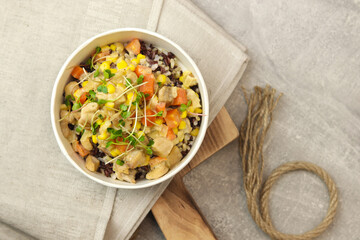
xmin=239 ymin=85 xmax=338 ymax=240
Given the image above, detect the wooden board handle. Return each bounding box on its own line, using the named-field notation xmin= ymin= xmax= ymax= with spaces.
xmin=152 ymin=175 xmax=217 ymax=240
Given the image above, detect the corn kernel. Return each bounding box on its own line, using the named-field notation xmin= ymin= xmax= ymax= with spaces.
xmin=135 ymin=121 xmax=141 ymax=130
xmin=131 ymin=58 xmax=140 ymax=64
xmin=92 ymin=135 xmax=98 ymax=144
xmin=117 ymin=60 xmax=128 ymax=69
xmin=172 ymin=128 xmax=179 ymax=134
xmin=110 ymin=149 xmax=121 ymax=157
xmin=60 ymin=104 xmax=68 ymax=110
xmin=179 ymin=76 xmax=184 ymax=82
xmin=73 ymin=88 xmax=82 ymax=99
xmin=110 ymin=44 xmax=117 ymax=51
xmin=105 ymin=102 xmax=115 ymax=108
xmin=146 ymin=155 xmax=150 ymax=162
xmin=107 ymin=84 xmax=116 ymax=94
xmin=127 ymin=92 xmax=136 ymax=104
xmin=137 ymin=54 xmax=146 ymax=60
xmin=178 ymin=120 xmax=187 ymax=130
xmin=137 ymin=131 xmax=144 ymax=138
xmin=155 ymin=118 xmax=164 ymax=125
xmin=190 ymin=128 xmax=199 ymax=137
xmin=181 ymin=111 xmax=187 ymax=118
xmin=96 ymin=119 xmax=103 ymax=125
xmin=82 ymin=80 xmax=88 ymax=87
xmin=98 ymin=131 xmax=108 ymax=140
xmin=110 ymin=68 xmax=117 ymax=74
xmin=100 ymin=61 xmax=111 ymax=72
xmin=128 ymin=64 xmax=135 ymax=71
xmin=188 ymin=106 xmax=195 ymax=113
xmin=194 ymin=108 xmax=202 ymax=114
xmin=157 ymin=74 xmax=167 ymax=85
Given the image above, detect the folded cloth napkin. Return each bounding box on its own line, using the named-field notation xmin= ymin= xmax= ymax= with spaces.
xmin=0 ymin=0 xmax=248 ymax=239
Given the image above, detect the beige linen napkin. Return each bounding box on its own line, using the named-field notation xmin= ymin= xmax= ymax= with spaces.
xmin=0 ymin=0 xmax=248 ymax=239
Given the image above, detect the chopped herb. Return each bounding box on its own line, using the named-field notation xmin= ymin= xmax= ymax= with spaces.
xmin=85 ymin=58 xmax=92 ymax=66
xmin=116 ymin=159 xmax=124 ymax=166
xmin=157 ymin=81 xmax=162 ymax=86
xmin=91 ymin=122 xmax=99 ymax=135
xmin=119 ymin=104 xmax=128 ymax=111
xmin=106 ymin=140 xmax=114 ymax=148
xmin=121 ymin=111 xmax=131 ymax=119
xmin=139 ymin=135 xmax=145 ymax=142
xmin=103 ymin=69 xmax=115 ymax=79
xmin=72 ymin=102 xmax=82 ymax=111
xmin=155 ymin=111 xmax=163 ymax=117
xmin=125 ymin=134 xmax=137 ymax=147
xmin=187 ymin=100 xmax=192 ymax=107
xmin=88 ymin=90 xmax=96 ymax=102
xmin=179 ymin=104 xmax=187 ymax=112
xmin=132 ymin=94 xmax=142 ymax=106
xmin=125 ymin=78 xmax=132 ymax=87
xmin=147 ymin=139 xmax=154 ymax=147
xmin=95 ymin=46 xmax=101 ymax=53
xmin=97 ymin=99 xmax=108 ymax=104
xmin=65 ymin=95 xmax=74 ymax=107
xmin=137 ymin=75 xmax=144 ymax=84
xmin=106 ymin=128 xmax=123 ymax=140
xmin=146 ymin=147 xmax=153 ymax=155
xmin=118 ymin=119 xmax=125 ymax=126
xmin=97 ymin=85 xmax=108 ymax=94
xmin=145 ymin=93 xmax=150 ymax=98
xmin=98 ymin=114 xmax=104 ymax=120
xmin=94 ymin=68 xmax=100 ymax=77
xmin=75 ymin=125 xmax=83 ymax=134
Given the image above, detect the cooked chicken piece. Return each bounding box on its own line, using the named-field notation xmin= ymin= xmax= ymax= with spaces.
xmin=113 ymin=162 xmax=130 ymax=175
xmin=64 ymin=81 xmax=79 ymax=97
xmin=124 ymin=150 xmax=147 ymax=168
xmin=80 ymin=130 xmax=93 ymax=151
xmin=78 ymin=102 xmax=99 ymax=127
xmin=166 ymin=146 xmax=182 ymax=169
xmin=82 ymin=79 xmax=100 ymax=92
xmin=186 ymin=89 xmax=201 ymax=109
xmin=115 ymin=169 xmax=136 ymax=183
xmin=149 ymin=96 xmax=159 ymax=111
xmin=146 ymin=162 xmax=169 ymax=180
xmin=85 ymin=155 xmax=100 ymax=172
xmin=60 ymin=110 xmax=77 ymax=141
xmin=152 ymin=136 xmax=174 ymax=157
xmin=183 ymin=74 xmax=197 ymax=89
xmin=126 ymin=71 xmax=138 ymax=85
xmin=158 ymin=86 xmax=177 ymax=104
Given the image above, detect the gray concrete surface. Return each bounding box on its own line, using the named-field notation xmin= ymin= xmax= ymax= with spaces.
xmin=134 ymin=0 xmax=360 ymax=239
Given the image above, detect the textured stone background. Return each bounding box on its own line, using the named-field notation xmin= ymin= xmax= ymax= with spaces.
xmin=135 ymin=0 xmax=360 ymax=239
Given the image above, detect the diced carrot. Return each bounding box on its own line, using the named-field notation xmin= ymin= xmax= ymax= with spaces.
xmin=149 ymin=157 xmax=167 ymax=167
xmin=141 ymin=109 xmax=156 ymax=127
xmin=166 ymin=128 xmax=176 ymax=140
xmin=125 ymin=38 xmax=141 ymax=55
xmin=74 ymin=141 xmax=90 ymax=158
xmin=156 ymin=102 xmax=167 ymax=117
xmin=172 ymin=88 xmax=187 ymax=105
xmin=71 ymin=66 xmax=84 ymax=79
xmin=135 ymin=65 xmax=152 ymax=77
xmin=164 ymin=109 xmax=180 ymax=128
xmin=140 ymin=74 xmax=155 ymax=100
xmin=79 ymin=92 xmax=88 ymax=104
xmin=115 ymin=137 xmax=130 ymax=153
xmin=156 ymin=102 xmax=166 ymax=112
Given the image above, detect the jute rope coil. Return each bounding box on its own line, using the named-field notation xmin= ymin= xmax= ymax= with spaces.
xmin=239 ymin=86 xmax=338 ymax=240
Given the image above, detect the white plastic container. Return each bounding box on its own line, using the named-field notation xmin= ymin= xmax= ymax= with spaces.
xmin=51 ymin=28 xmax=209 ymax=189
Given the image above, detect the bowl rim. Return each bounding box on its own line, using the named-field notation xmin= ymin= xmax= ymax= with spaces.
xmin=51 ymin=28 xmax=209 ymax=189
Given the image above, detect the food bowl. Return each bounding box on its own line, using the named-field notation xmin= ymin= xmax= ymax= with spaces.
xmin=51 ymin=28 xmax=209 ymax=189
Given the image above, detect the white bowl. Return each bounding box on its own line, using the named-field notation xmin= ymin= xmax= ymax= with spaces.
xmin=51 ymin=28 xmax=209 ymax=189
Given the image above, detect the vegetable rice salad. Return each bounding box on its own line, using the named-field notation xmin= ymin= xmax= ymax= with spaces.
xmin=59 ymin=38 xmax=203 ymax=183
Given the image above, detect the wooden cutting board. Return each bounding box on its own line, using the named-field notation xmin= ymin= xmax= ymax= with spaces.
xmin=151 ymin=107 xmax=239 ymax=240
